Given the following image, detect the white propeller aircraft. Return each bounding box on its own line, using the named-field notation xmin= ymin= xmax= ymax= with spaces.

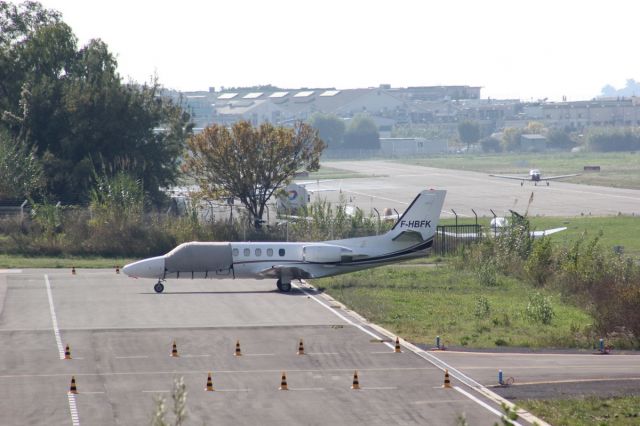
xmin=489 ymin=169 xmax=580 ymax=186
xmin=123 ymin=189 xmax=446 ymax=293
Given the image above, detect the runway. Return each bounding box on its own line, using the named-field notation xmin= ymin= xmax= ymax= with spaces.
xmin=317 ymin=160 xmax=640 ymax=217
xmin=0 ymin=270 xmax=534 ymax=426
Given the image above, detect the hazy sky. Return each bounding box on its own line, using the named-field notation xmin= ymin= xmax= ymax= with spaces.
xmin=38 ymin=0 xmax=639 ymax=101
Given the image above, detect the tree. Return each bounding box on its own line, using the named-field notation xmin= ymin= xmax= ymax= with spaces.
xmin=501 ymin=127 xmax=523 ymax=152
xmin=308 ymin=112 xmax=345 ymax=150
xmin=0 ymin=2 xmax=193 ymax=205
xmin=546 ymin=128 xmax=575 ymax=150
xmin=343 ymin=114 xmax=379 ymax=150
xmin=457 ymin=120 xmax=480 ymax=151
xmin=0 ymin=127 xmax=43 ymax=198
xmin=183 ymin=120 xmax=325 ymax=228
xmin=479 ymin=136 xmax=502 ymax=153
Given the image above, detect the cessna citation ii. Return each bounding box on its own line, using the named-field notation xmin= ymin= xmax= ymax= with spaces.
xmin=490 ymin=169 xmax=580 ymax=186
xmin=123 ymin=189 xmax=446 ymax=293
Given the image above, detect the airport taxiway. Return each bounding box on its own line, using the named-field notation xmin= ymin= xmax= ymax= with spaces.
xmin=317 ymin=160 xmax=640 ymax=217
xmin=0 ymin=270 xmax=530 ymax=426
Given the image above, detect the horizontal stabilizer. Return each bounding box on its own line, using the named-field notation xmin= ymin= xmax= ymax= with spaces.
xmin=391 ymin=230 xmax=424 ymax=243
xmin=531 ymin=227 xmax=567 ymax=237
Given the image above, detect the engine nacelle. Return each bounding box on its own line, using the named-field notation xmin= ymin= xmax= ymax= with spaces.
xmin=302 ymin=244 xmax=346 ymax=263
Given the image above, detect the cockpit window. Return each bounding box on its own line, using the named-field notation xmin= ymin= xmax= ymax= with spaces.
xmin=279 ymin=248 xmax=285 ymax=257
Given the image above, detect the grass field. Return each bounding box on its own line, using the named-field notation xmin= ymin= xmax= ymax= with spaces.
xmin=313 ymin=264 xmax=595 ymax=349
xmin=306 ymin=166 xmax=386 ymax=180
xmin=398 ymin=152 xmax=640 ymax=189
xmin=440 ymin=215 xmax=640 ymax=257
xmin=520 ymin=396 xmax=640 ymax=425
xmin=0 ymin=254 xmax=134 ymax=269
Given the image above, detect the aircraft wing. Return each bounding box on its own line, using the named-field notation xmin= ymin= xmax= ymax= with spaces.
xmin=530 ymin=227 xmax=567 ymax=238
xmin=540 ymin=174 xmax=580 ymax=181
xmin=489 ymin=174 xmax=528 ymax=181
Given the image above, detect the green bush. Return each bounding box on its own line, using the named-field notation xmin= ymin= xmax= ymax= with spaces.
xmin=525 ymin=292 xmax=555 ymax=325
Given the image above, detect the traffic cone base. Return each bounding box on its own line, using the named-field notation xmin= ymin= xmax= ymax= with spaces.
xmin=69 ymin=376 xmax=78 ymax=394
xmin=297 ymin=338 xmax=305 ymax=355
xmin=64 ymin=344 xmax=72 ymax=360
xmin=115 ymin=266 xmax=120 ymax=274
xmin=205 ymin=372 xmax=214 ymax=391
xmin=279 ymin=372 xmax=288 ymax=390
xmin=443 ymin=369 xmax=452 ymax=388
xmin=351 ymin=370 xmax=360 ymax=390
xmin=234 ymin=340 xmax=242 ymax=356
xmin=171 ymin=341 xmax=179 ymax=357
xmin=394 ymin=337 xmax=402 ymax=353
xmin=71 ymin=266 xmax=76 ymax=275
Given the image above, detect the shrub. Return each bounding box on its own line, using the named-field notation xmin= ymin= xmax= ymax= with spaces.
xmin=474 ymin=295 xmax=491 ymax=318
xmin=525 ymin=292 xmax=555 ymax=325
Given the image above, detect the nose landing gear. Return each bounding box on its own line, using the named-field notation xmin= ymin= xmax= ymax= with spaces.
xmin=154 ymin=281 xmax=165 ymax=293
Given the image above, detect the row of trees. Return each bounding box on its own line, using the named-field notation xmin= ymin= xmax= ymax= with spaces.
xmin=308 ymin=113 xmax=380 ymax=150
xmin=0 ymin=1 xmax=192 ymax=205
xmin=0 ymin=2 xmax=329 ymax=230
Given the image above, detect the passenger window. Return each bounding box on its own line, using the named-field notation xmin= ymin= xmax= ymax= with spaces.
xmin=267 ymin=248 xmax=273 ymax=257
xmin=279 ymin=248 xmax=285 ymax=257
xmin=244 ymin=248 xmax=250 ymax=256
xmin=255 ymin=248 xmax=262 ymax=256
xmin=232 ymin=248 xmax=239 ymax=257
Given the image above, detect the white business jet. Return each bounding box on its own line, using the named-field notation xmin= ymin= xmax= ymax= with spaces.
xmin=123 ymin=189 xmax=446 ymax=293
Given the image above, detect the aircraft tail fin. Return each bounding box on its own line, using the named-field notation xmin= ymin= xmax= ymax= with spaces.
xmin=386 ymin=190 xmax=446 ymax=242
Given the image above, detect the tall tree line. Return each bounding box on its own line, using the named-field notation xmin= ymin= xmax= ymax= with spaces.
xmin=0 ymin=1 xmax=192 ymax=204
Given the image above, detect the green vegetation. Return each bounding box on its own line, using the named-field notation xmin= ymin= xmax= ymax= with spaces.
xmin=440 ymin=216 xmax=640 ymax=258
xmin=307 ymin=166 xmax=384 ymax=180
xmin=313 ymin=264 xmax=593 ymax=348
xmin=398 ymin=152 xmax=640 ymax=189
xmin=520 ymin=396 xmax=640 ymax=426
xmin=0 ymin=254 xmax=133 ymax=269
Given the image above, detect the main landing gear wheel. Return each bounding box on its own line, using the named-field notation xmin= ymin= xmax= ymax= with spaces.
xmin=154 ymin=282 xmax=165 ymax=293
xmin=276 ymin=279 xmax=292 ymax=292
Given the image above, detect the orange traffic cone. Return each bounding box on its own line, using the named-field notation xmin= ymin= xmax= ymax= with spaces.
xmin=64 ymin=344 xmax=72 ymax=360
xmin=443 ymin=369 xmax=452 ymax=388
xmin=170 ymin=341 xmax=179 ymax=357
xmin=205 ymin=372 xmax=214 ymax=391
xmin=351 ymin=370 xmax=361 ymax=390
xmin=71 ymin=266 xmax=76 ymax=275
xmin=69 ymin=376 xmax=78 ymax=394
xmin=279 ymin=371 xmax=288 ymax=390
xmin=115 ymin=265 xmax=120 ymax=274
xmin=234 ymin=340 xmax=242 ymax=356
xmin=297 ymin=338 xmax=305 ymax=355
xmin=394 ymin=337 xmax=402 ymax=353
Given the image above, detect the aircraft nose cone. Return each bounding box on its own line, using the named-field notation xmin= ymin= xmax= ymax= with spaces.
xmin=122 ymin=256 xmax=165 ymax=278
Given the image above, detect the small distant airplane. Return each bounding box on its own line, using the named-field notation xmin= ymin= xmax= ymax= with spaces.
xmin=489 ymin=169 xmax=580 ymax=186
xmin=443 ymin=210 xmax=566 ymax=240
xmin=123 ymin=189 xmax=446 ymax=293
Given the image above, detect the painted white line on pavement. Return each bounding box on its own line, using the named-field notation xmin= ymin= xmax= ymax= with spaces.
xmin=297 ymin=281 xmax=547 ymax=425
xmin=454 ymin=386 xmax=523 ymax=426
xmin=67 ymin=393 xmax=80 ymax=426
xmin=44 ymin=275 xmax=65 ymax=360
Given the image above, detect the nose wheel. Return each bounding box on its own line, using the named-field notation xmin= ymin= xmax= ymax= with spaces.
xmin=276 ymin=279 xmax=292 ymax=292
xmin=154 ymin=281 xmax=165 ymax=293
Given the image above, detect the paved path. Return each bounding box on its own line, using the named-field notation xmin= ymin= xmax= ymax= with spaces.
xmin=317 ymin=160 xmax=640 ymax=217
xmin=0 ymin=270 xmax=514 ymax=426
